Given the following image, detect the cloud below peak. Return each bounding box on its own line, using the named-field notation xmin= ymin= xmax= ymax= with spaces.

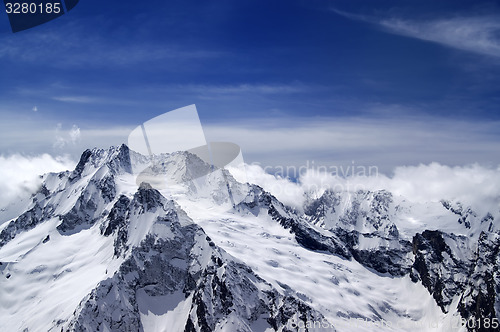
xmin=231 ymin=161 xmax=500 ymax=218
xmin=0 ymin=154 xmax=75 ymax=224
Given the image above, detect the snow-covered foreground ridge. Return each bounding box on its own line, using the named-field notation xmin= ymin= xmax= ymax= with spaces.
xmin=0 ymin=144 xmax=499 ymax=332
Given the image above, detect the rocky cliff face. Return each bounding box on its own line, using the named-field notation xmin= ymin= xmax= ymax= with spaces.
xmin=410 ymin=230 xmax=473 ymax=312
xmin=458 ymin=231 xmax=500 ymax=332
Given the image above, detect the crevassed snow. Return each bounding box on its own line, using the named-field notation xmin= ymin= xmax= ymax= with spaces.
xmin=176 ymin=198 xmax=448 ymax=332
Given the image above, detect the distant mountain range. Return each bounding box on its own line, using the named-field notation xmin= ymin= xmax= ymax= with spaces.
xmin=0 ymin=145 xmax=498 ymax=331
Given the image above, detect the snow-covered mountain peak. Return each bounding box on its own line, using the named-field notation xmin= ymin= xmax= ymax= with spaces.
xmin=135 ymin=150 xmax=214 ymax=190
xmin=70 ymin=144 xmax=134 ymax=181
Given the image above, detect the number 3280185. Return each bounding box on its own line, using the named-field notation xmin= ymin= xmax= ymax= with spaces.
xmin=5 ymin=2 xmax=61 ymax=14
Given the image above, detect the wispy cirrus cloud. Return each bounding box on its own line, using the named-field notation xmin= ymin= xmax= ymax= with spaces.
xmin=47 ymin=82 xmax=312 ymax=105
xmin=333 ymin=9 xmax=500 ymax=58
xmin=52 ymin=96 xmax=102 ymax=104
xmin=379 ymin=16 xmax=500 ymax=58
xmin=184 ymin=83 xmax=311 ymax=95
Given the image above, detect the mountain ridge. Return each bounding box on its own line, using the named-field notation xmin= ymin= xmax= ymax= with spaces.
xmin=0 ymin=145 xmax=498 ymax=331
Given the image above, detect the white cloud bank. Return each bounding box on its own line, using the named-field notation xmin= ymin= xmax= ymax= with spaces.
xmin=231 ymin=162 xmax=500 ymax=215
xmin=0 ymin=151 xmax=498 ymax=230
xmin=1 ymin=113 xmax=499 ymax=176
xmin=0 ymin=154 xmax=75 ymax=223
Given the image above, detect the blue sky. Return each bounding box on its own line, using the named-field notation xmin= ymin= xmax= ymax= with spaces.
xmin=1 ymin=0 xmax=500 ymax=173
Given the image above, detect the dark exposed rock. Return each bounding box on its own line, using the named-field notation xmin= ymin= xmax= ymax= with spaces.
xmin=102 ymin=195 xmax=130 ymax=237
xmin=0 ymin=202 xmax=52 ymax=248
xmin=352 ymin=241 xmax=412 ymax=276
xmin=365 ymin=190 xmax=393 ymax=231
xmin=458 ymin=231 xmax=500 ymax=332
xmin=70 ymin=149 xmax=92 ymax=181
xmin=57 ymin=174 xmax=117 ymax=234
xmin=441 ymin=200 xmax=477 ymax=229
xmin=107 ymin=144 xmax=133 ymax=175
xmin=304 ymin=189 xmax=341 ymax=223
xmin=410 ymin=230 xmax=472 ymax=313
